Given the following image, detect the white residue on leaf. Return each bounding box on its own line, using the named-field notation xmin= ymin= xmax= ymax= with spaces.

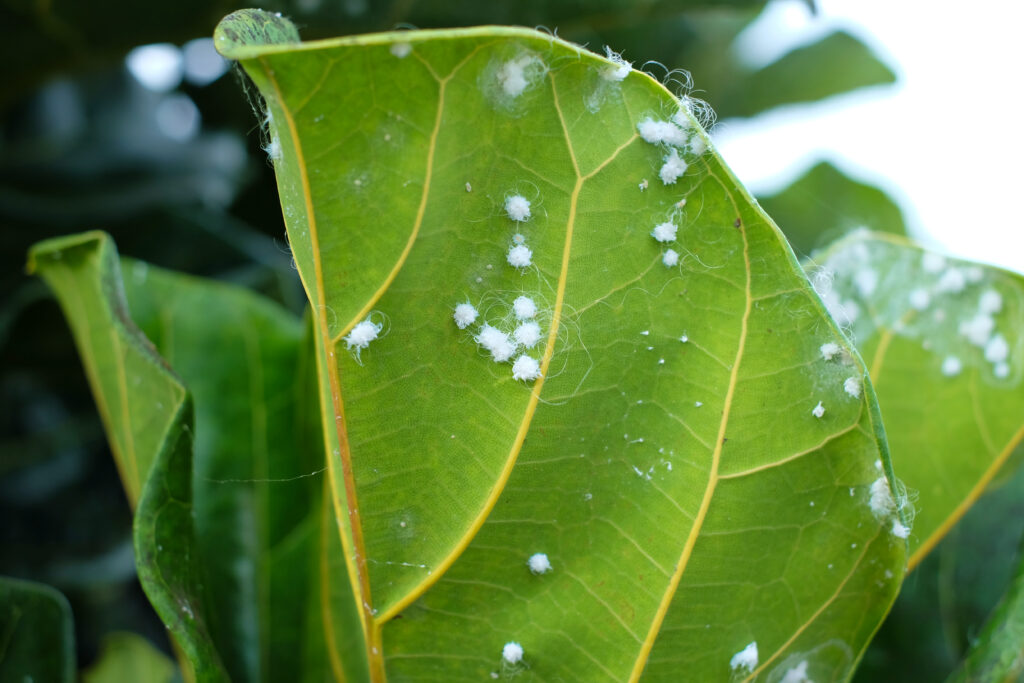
xmin=601 ymin=46 xmax=631 ymax=81
xmin=637 ymin=117 xmax=687 ymax=146
xmin=730 ymin=642 xmax=758 ymax=673
xmin=651 ymin=221 xmax=678 ymax=243
xmin=869 ymin=477 xmax=896 ymax=519
xmin=662 ymin=249 xmax=680 ymax=267
xmin=941 ymin=355 xmax=962 ymax=377
xmin=820 ymin=342 xmax=840 ymax=361
xmin=390 ymin=42 xmax=412 ymax=58
xmin=514 ymin=321 xmax=542 ymax=349
xmin=507 ymin=244 xmax=533 ymax=269
xmin=843 ymin=376 xmax=862 ymax=399
xmin=659 ymin=148 xmax=688 ymax=185
xmin=526 ymin=552 xmax=552 ymax=574
xmin=811 ymin=401 xmax=825 ymax=418
xmin=505 ymin=194 xmax=532 ymax=222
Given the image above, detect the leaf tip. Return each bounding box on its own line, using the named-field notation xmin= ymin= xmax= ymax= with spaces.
xmin=213 ymin=8 xmax=301 ymax=60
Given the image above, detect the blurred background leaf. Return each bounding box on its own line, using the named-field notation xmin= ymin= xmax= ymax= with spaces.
xmin=1 ymin=0 xmax=911 ymax=676
xmin=0 ymin=576 xmax=76 ymax=682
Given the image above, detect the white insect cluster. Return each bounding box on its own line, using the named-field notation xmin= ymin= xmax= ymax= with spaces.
xmin=512 ymin=355 xmax=542 ymax=381
xmin=453 ymin=302 xmax=479 ymax=329
xmin=602 ymin=46 xmax=632 ymax=82
xmin=651 ymin=222 xmax=678 ymax=243
xmin=659 ymin=148 xmax=687 ymax=185
xmin=514 ymin=321 xmax=542 ymax=348
xmin=505 ymin=194 xmax=532 ymax=222
xmin=496 ymin=54 xmax=545 ymax=98
xmin=502 ymin=641 xmax=524 ymax=665
xmin=811 ymin=401 xmax=825 ymax=418
xmin=344 ymin=318 xmax=382 ymax=351
xmin=527 ymin=552 xmax=552 ymax=574
xmin=507 ymin=244 xmax=533 ymax=268
xmin=513 ymin=295 xmax=538 ymax=320
xmin=476 ymin=325 xmax=517 ymax=363
xmin=843 ymin=376 xmax=862 ymax=399
xmin=662 ymin=249 xmax=680 ymax=267
xmin=819 ymin=342 xmax=841 ymax=361
xmin=729 ymin=642 xmax=758 ymax=673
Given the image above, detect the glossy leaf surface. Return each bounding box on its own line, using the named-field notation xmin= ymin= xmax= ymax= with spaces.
xmin=814 ymin=232 xmax=1024 ymax=568
xmin=218 ymin=14 xmax=906 ymax=680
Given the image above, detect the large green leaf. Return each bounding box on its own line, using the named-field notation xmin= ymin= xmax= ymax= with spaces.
xmin=28 ymin=232 xmax=367 ymax=682
xmin=811 ymin=232 xmax=1024 ymax=568
xmin=28 ymin=232 xmax=229 ymax=682
xmin=758 ymin=161 xmax=907 ymax=257
xmin=0 ymin=576 xmax=75 ymax=682
xmin=218 ymin=13 xmax=906 ymax=679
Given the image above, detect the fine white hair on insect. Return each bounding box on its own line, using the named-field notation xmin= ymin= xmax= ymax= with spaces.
xmin=505 ymin=194 xmax=532 ymax=222
xmin=526 ymin=552 xmax=552 ymax=574
xmin=811 ymin=401 xmax=825 ymax=418
xmin=502 ymin=642 xmax=524 ymax=665
xmin=730 ymin=642 xmax=758 ymax=673
xmin=820 ymin=342 xmax=840 ymax=361
xmin=512 ymin=355 xmax=542 ymax=381
xmin=507 ymin=244 xmax=533 ymax=269
xmin=843 ymin=376 xmax=862 ymax=399
xmin=601 ymin=45 xmax=631 ymax=82
xmin=662 ymin=249 xmax=680 ymax=267
xmin=513 ymin=295 xmax=538 ymax=320
xmin=514 ymin=321 xmax=542 ymax=349
xmin=453 ymin=302 xmax=479 ymax=330
xmin=390 ymin=42 xmax=412 ymax=58
xmin=476 ymin=324 xmax=516 ymax=363
xmin=651 ymin=221 xmax=678 ymax=243
xmin=659 ymin=148 xmax=688 ymax=185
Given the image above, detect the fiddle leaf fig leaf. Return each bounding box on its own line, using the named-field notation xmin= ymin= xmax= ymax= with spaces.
xmin=815 ymin=232 xmax=1024 ymax=568
xmin=217 ymin=12 xmax=906 ymax=679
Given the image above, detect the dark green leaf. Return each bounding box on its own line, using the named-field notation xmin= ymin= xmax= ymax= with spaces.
xmin=0 ymin=576 xmax=75 ymax=683
xmin=759 ymin=161 xmax=907 ymax=257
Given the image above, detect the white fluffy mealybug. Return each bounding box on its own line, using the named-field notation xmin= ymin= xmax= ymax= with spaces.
xmin=985 ymin=334 xmax=1009 ymax=363
xmin=505 ymin=194 xmax=531 ymax=222
xmin=507 ymin=244 xmax=533 ymax=269
xmin=513 ymin=295 xmax=538 ymax=320
xmin=908 ymin=288 xmax=930 ymax=311
xmin=844 ymin=376 xmax=862 ymax=399
xmin=651 ymin=221 xmax=678 ymax=243
xmin=941 ymin=356 xmax=963 ymax=377
xmin=526 ymin=552 xmax=552 ymax=574
xmin=779 ymin=661 xmax=811 ymax=683
xmin=729 ymin=642 xmax=758 ymax=673
xmin=670 ymin=106 xmax=692 ymax=131
xmin=688 ymin=134 xmax=707 ymax=157
xmin=892 ymin=520 xmax=910 ymax=539
xmin=979 ymin=289 xmax=1003 ymax=314
xmin=854 ymin=269 xmax=878 ymax=298
xmin=476 ymin=325 xmax=516 ymax=363
xmin=869 ymin=477 xmax=896 ymax=519
xmin=922 ymin=252 xmax=946 ymax=274
xmin=659 ymin=148 xmax=688 ymax=185
xmin=820 ymin=342 xmax=841 ymax=361
xmin=514 ymin=321 xmax=542 ymax=349
xmin=502 ymin=642 xmax=524 ymax=665
xmin=496 ymin=55 xmax=544 ymax=97
xmin=512 ymin=355 xmax=542 ymax=381
xmin=811 ymin=401 xmax=825 ymax=418
xmin=936 ymin=267 xmax=967 ymax=294
xmin=602 ymin=46 xmax=631 ymax=81
xmin=960 ymin=313 xmax=995 ymax=346
xmin=390 ymin=42 xmax=412 ymax=58
xmin=344 ymin=318 xmax=382 ymax=351
xmin=637 ymin=117 xmax=687 ymax=146
xmin=263 ymin=136 xmax=282 ymax=162
xmin=453 ymin=302 xmax=479 ymax=329
xmin=662 ymin=249 xmax=680 ymax=267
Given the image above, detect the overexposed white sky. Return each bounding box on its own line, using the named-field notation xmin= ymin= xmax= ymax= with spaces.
xmin=713 ymin=0 xmax=1024 ymax=273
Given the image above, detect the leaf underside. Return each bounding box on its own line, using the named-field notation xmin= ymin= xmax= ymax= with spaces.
xmin=219 ymin=14 xmax=907 ymax=680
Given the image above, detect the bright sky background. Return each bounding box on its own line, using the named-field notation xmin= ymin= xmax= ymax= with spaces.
xmin=713 ymin=0 xmax=1024 ymax=274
